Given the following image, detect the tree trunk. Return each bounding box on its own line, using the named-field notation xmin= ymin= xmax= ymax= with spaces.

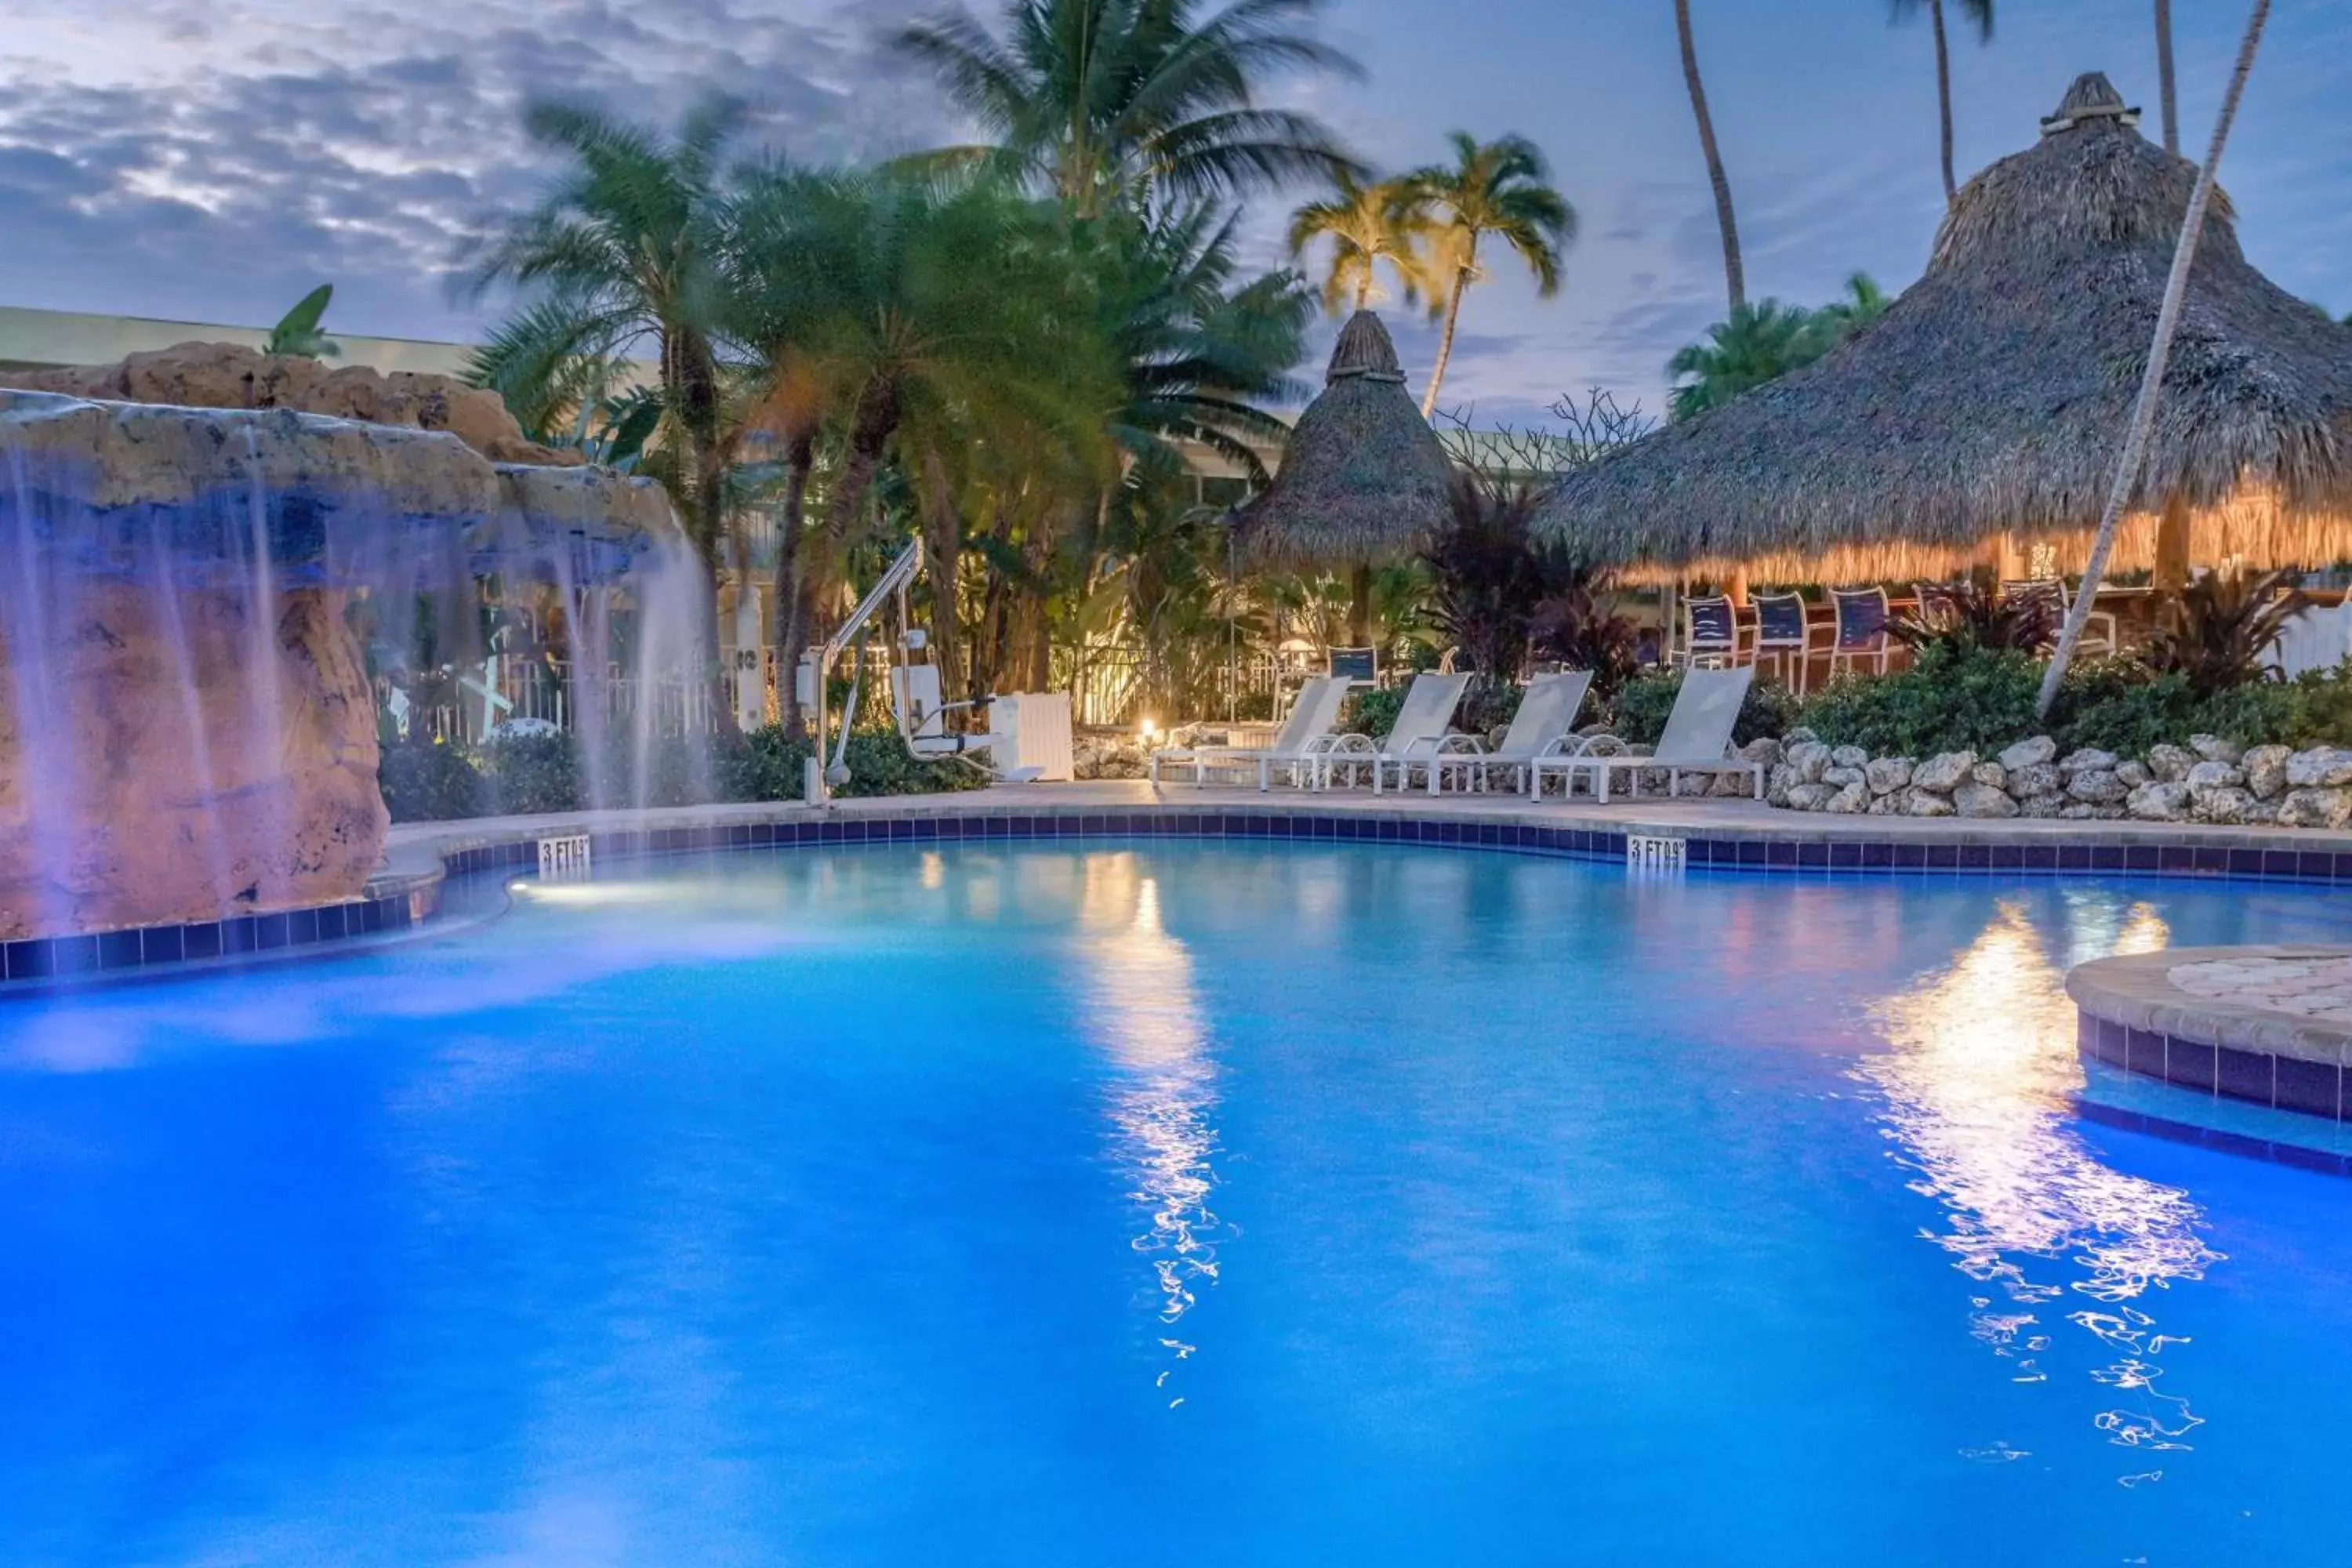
xmin=2154 ymin=492 xmax=2194 ymax=593
xmin=1347 ymin=562 xmax=1373 ymax=650
xmin=917 ymin=446 xmax=967 ymax=703
xmin=773 ymin=432 xmax=815 ymax=735
xmin=2041 ymin=0 xmax=2272 ymax=716
xmin=1419 ymin=258 xmax=1473 ymax=419
xmin=1675 ymin=0 xmax=1745 ymax=312
xmin=2154 ymin=0 xmax=2181 ymax=154
xmin=1931 ymin=0 xmax=1957 ymax=203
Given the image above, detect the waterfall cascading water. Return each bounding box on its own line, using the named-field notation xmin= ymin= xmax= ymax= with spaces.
xmin=0 ymin=390 xmax=711 ymax=942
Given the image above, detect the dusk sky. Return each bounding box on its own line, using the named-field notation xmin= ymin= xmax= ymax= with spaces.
xmin=3 ymin=0 xmax=2346 ymax=422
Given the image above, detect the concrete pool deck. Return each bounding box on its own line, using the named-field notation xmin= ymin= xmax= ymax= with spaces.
xmin=379 ymin=779 xmax=2352 ymax=892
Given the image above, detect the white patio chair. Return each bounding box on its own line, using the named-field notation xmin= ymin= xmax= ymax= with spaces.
xmin=1320 ymin=671 xmax=1474 ymax=794
xmin=1425 ymin=670 xmax=1595 ymax=797
xmin=1147 ymin=674 xmax=1357 ymax=792
xmin=1527 ymin=665 xmax=1763 ymax=804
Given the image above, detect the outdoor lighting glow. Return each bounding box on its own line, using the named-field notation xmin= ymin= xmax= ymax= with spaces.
xmin=1138 ymin=717 xmax=1158 ymax=739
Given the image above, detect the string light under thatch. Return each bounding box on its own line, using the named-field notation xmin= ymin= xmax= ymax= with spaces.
xmin=1532 ymin=71 xmax=2352 ymax=586
xmin=1232 ymin=309 xmax=1453 ymax=576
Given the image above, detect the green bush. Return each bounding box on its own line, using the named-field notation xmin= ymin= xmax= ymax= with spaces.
xmin=2270 ymin=662 xmax=2352 ymax=747
xmin=1612 ymin=669 xmax=1800 ymax=747
xmin=480 ymin=731 xmax=583 ymax=815
xmin=1338 ymin=686 xmax=1407 ymax=741
xmin=379 ymin=724 xmax=985 ymax=824
xmin=378 ymin=739 xmax=487 ymax=821
xmin=1798 ymin=644 xmax=2042 ymax=756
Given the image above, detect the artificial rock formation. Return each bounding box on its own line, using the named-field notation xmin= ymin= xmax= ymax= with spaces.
xmin=0 ymin=340 xmax=582 ymax=466
xmin=0 ymin=390 xmax=689 ymax=938
xmin=0 ymin=585 xmax=385 ymax=939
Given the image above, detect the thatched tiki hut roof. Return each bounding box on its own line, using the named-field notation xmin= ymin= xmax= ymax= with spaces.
xmin=1534 ymin=72 xmax=2352 ymax=585
xmin=1234 ymin=310 xmax=1454 ymax=573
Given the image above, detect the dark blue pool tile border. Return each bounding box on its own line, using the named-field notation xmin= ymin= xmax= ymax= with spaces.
xmin=9 ymin=804 xmax=2351 ymax=990
xmin=2071 ymin=1094 xmax=2352 ymax=1178
xmin=2075 ymin=1008 xmax=2351 ymax=1128
xmin=1 ymin=884 xmax=434 ymax=989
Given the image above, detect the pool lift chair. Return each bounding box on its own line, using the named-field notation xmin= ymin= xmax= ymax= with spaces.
xmin=797 ymin=536 xmax=1041 ymax=806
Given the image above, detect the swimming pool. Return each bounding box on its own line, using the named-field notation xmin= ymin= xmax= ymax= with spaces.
xmin=4 ymin=840 xmax=2350 ymax=1565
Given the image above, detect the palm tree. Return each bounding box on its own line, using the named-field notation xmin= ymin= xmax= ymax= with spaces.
xmin=1285 ymin=172 xmax=1436 ymax=316
xmin=1406 ymin=132 xmax=1577 ymax=418
xmin=746 ymin=172 xmax=1120 ymax=726
xmin=2154 ymin=0 xmax=2180 ymax=154
xmin=1674 ymin=0 xmax=1744 ymax=311
xmin=893 ymin=0 xmax=1365 ymax=219
xmin=1665 ymin=299 xmax=1824 ymax=420
xmin=1816 ymin=271 xmax=1890 ymax=339
xmin=464 ymin=97 xmax=743 ymax=565
xmin=1888 ymin=0 xmax=1994 ymax=205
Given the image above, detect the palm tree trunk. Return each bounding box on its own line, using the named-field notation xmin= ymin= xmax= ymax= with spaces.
xmin=773 ymin=433 xmax=815 ymax=734
xmin=1347 ymin=562 xmax=1373 ymax=649
xmin=1675 ymin=0 xmax=1745 ymax=311
xmin=1353 ymin=273 xmax=1371 ymax=312
xmin=2154 ymin=0 xmax=2181 ymax=154
xmin=1930 ymin=0 xmax=1957 ymax=203
xmin=1419 ymin=262 xmax=1472 ymax=419
xmin=917 ymin=446 xmax=967 ymax=703
xmin=2041 ymin=0 xmax=2272 ymax=717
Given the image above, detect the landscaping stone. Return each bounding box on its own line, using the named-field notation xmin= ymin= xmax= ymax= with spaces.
xmin=2146 ymin=744 xmax=2193 ymax=783
xmin=2059 ymin=802 xmax=2128 ymax=820
xmin=2242 ymin=797 xmax=2285 ymax=826
xmin=1866 ymin=793 xmax=1902 ymax=815
xmin=1784 ymin=728 xmax=1820 ymax=747
xmin=1912 ymin=751 xmax=1976 ymax=792
xmin=1785 ymin=782 xmax=1838 ymax=811
xmin=2278 ymin=788 xmax=2352 ymax=829
xmin=1786 ymin=740 xmax=1834 ymax=784
xmin=2006 ymin=761 xmax=2060 ymax=798
xmin=2066 ymin=769 xmax=2129 ymax=804
xmin=2059 ymin=748 xmax=2118 ymax=775
xmin=1830 ymin=745 xmax=1870 ymax=770
xmin=2245 ymin=744 xmax=2292 ymax=800
xmin=1955 ymin=781 xmax=2020 ymax=818
xmin=2195 ymin=786 xmax=2255 ymax=823
xmin=1970 ymin=760 xmax=2008 ymax=791
xmin=2116 ymin=760 xmax=2152 ymax=788
xmin=2189 ymin=734 xmax=2244 ymax=765
xmin=2126 ymin=781 xmax=2191 ymax=822
xmin=1766 ymin=763 xmax=1800 ymax=808
xmin=2184 ymin=759 xmax=2245 ymax=797
xmin=1822 ymin=764 xmax=1865 ymax=789
xmin=1824 ymin=781 xmax=1869 ymax=814
xmin=1738 ymin=737 xmax=1784 ymax=768
xmin=1997 ymin=736 xmax=2056 ymax=771
xmin=1904 ymin=788 xmax=1956 ymax=818
xmin=2016 ymin=792 xmax=2068 ymax=818
xmin=1864 ymin=757 xmax=1913 ymax=795
xmin=2285 ymin=748 xmax=2352 ymax=789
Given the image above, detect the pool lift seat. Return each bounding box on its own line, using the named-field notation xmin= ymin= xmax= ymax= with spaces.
xmin=798 ymin=536 xmax=1041 ymax=804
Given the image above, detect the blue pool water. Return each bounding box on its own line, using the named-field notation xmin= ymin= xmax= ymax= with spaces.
xmin=5 ymin=842 xmax=2352 ymax=1566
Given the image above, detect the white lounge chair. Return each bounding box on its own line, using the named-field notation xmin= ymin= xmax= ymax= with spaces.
xmin=1423 ymin=670 xmax=1595 ymax=797
xmin=1321 ymin=672 xmax=1473 ymax=794
xmin=1526 ymin=665 xmax=1762 ymax=803
xmin=891 ymin=664 xmax=1040 ymax=780
xmin=1147 ymin=675 xmax=1356 ymax=792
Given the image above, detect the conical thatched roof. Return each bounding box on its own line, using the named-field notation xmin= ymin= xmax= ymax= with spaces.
xmin=1534 ymin=72 xmax=2352 ymax=583
xmin=1234 ymin=310 xmax=1454 ymax=569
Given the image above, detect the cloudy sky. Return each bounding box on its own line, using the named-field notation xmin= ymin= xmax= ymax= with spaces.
xmin=3 ymin=0 xmax=2347 ymax=421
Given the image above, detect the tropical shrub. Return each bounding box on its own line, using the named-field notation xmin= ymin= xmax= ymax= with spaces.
xmin=1889 ymin=580 xmax=2055 ymax=655
xmin=1338 ymin=686 xmax=1407 ymax=742
xmin=2140 ymin=568 xmax=2310 ymax=697
xmin=1611 ymin=669 xmax=1798 ymax=747
xmin=1798 ymin=644 xmax=2042 ymax=756
xmin=1528 ymin=553 xmax=1642 ymax=699
xmin=479 ymin=731 xmax=582 ymax=815
xmin=378 ymin=738 xmax=488 ymax=822
xmin=1420 ymin=477 xmax=1548 ymax=685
